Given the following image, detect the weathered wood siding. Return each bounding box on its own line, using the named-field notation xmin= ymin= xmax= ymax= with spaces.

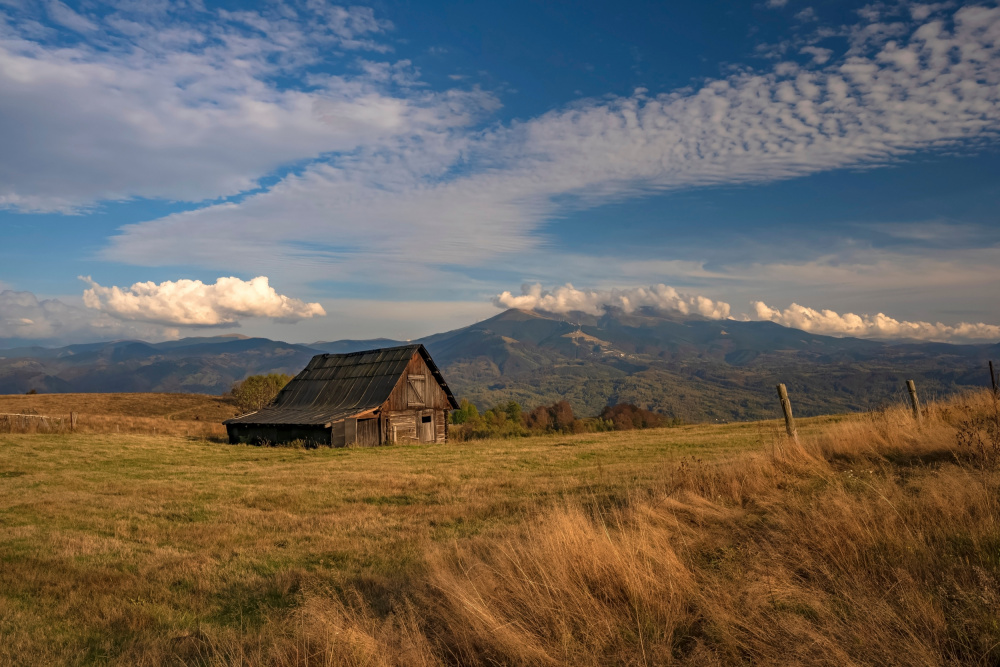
xmin=357 ymin=418 xmax=379 ymax=447
xmin=435 ymin=408 xmax=446 ymax=442
xmin=385 ymin=410 xmax=417 ymax=442
xmin=379 ymin=352 xmax=451 ymax=444
xmin=383 ymin=408 xmax=448 ymax=443
xmin=384 ymin=353 xmax=452 ymax=412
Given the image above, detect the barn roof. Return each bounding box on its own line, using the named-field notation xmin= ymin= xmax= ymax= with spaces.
xmin=224 ymin=344 xmax=458 ymax=427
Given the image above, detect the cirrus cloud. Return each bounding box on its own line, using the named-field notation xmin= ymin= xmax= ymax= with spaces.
xmin=81 ymin=276 xmax=326 ymax=326
xmin=104 ymin=4 xmax=1000 ymax=294
xmin=0 ymin=1 xmax=495 ymax=211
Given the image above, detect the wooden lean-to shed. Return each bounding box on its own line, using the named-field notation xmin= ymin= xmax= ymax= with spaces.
xmin=224 ymin=344 xmax=459 ymax=446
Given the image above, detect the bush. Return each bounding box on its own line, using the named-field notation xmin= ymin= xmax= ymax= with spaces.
xmin=450 ymin=399 xmax=480 ymax=425
xmin=525 ymin=400 xmax=577 ymax=433
xmin=231 ymin=373 xmax=292 ymax=414
xmin=449 ymin=400 xmax=527 ymax=441
xmin=600 ymin=403 xmax=671 ymax=430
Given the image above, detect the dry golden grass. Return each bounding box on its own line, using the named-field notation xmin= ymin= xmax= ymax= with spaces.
xmin=0 ymin=392 xmax=234 ymax=438
xmin=0 ymin=392 xmax=997 ymax=665
xmin=0 ymin=391 xmax=238 ymax=420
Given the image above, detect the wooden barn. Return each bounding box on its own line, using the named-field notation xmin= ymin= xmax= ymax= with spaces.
xmin=224 ymin=344 xmax=459 ymax=447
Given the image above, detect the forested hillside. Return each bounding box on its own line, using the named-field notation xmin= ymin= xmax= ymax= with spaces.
xmin=2 ymin=308 xmax=997 ymax=422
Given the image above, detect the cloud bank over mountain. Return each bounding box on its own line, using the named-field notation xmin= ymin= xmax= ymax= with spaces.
xmin=494 ymin=283 xmax=732 ymax=319
xmin=81 ymin=276 xmax=326 ymax=327
xmin=493 ymin=283 xmax=1000 ymax=343
xmin=749 ymin=301 xmax=1000 ymax=343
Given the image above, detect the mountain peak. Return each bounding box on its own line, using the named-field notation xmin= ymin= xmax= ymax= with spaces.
xmin=488 ymin=308 xmax=551 ymax=322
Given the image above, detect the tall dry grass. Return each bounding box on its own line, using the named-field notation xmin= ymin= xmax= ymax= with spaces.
xmin=411 ymin=392 xmax=1000 ymax=666
xmin=127 ymin=392 xmax=1000 ymax=665
xmin=2 ymin=391 xmax=998 ymax=666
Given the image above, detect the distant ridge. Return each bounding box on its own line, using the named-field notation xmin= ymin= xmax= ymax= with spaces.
xmin=0 ymin=308 xmax=997 ymax=421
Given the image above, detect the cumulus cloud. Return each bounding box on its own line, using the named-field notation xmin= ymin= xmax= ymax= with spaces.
xmin=0 ymin=290 xmax=177 ymax=345
xmin=81 ymin=276 xmax=326 ymax=326
xmin=493 ymin=283 xmax=732 ymax=319
xmin=103 ymin=4 xmax=1000 ymax=293
xmin=749 ymin=301 xmax=1000 ymax=342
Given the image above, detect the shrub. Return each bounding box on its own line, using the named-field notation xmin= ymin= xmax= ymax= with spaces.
xmin=525 ymin=400 xmax=577 ymax=433
xmin=600 ymin=403 xmax=666 ymax=430
xmin=449 ymin=400 xmax=527 ymax=441
xmin=450 ymin=399 xmax=480 ymax=425
xmin=231 ymin=373 xmax=292 ymax=414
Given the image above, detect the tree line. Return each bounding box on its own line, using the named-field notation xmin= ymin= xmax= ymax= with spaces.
xmin=448 ymin=398 xmax=681 ymax=441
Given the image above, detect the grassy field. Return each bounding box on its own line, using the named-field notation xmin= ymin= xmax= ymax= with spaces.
xmin=0 ymin=392 xmax=234 ymax=439
xmin=0 ymin=392 xmax=998 ymax=665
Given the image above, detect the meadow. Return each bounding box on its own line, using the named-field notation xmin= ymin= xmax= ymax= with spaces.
xmin=0 ymin=391 xmax=998 ymax=665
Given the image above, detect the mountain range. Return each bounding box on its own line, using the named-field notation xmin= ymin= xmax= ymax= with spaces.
xmin=1 ymin=308 xmax=997 ymax=422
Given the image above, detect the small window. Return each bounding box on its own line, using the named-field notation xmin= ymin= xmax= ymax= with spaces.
xmin=421 ymin=415 xmax=432 ymax=423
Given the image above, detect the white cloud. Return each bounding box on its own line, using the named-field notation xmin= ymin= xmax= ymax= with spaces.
xmin=45 ymin=0 xmax=97 ymax=32
xmin=767 ymin=0 xmax=790 ymax=8
xmin=104 ymin=5 xmax=1000 ymax=294
xmin=749 ymin=301 xmax=1000 ymax=342
xmin=800 ymin=45 xmax=832 ymax=63
xmin=0 ymin=2 xmax=494 ymax=211
xmin=909 ymin=3 xmax=952 ymax=22
xmin=493 ymin=283 xmax=732 ymax=319
xmin=795 ymin=7 xmax=817 ymax=22
xmin=81 ymin=276 xmax=326 ymax=326
xmin=5 ymin=3 xmax=1000 ymax=336
xmin=0 ymin=290 xmax=178 ymax=344
xmin=490 ymin=282 xmax=1000 ymax=343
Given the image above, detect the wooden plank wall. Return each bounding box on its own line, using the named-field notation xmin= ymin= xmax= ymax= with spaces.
xmin=383 ymin=408 xmax=449 ymax=443
xmin=435 ymin=409 xmax=446 ymax=442
xmin=378 ymin=351 xmax=453 ymax=444
xmin=386 ymin=410 xmax=418 ymax=442
xmin=357 ymin=418 xmax=379 ymax=447
xmin=383 ymin=353 xmax=452 ymax=412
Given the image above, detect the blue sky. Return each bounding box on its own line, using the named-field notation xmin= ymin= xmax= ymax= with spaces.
xmin=1 ymin=0 xmax=999 ymax=345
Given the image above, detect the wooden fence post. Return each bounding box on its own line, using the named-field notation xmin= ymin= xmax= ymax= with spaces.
xmin=906 ymin=380 xmax=921 ymax=423
xmin=776 ymin=384 xmax=798 ymax=442
xmin=990 ymin=361 xmax=998 ymax=398
xmin=70 ymin=412 xmax=78 ymax=431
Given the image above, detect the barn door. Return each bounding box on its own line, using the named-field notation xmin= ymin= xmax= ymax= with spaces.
xmin=407 ymin=374 xmax=426 ymax=407
xmin=419 ymin=413 xmax=434 ymax=442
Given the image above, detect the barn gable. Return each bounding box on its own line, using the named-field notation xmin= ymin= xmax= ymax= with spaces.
xmin=224 ymin=344 xmax=457 ymax=446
